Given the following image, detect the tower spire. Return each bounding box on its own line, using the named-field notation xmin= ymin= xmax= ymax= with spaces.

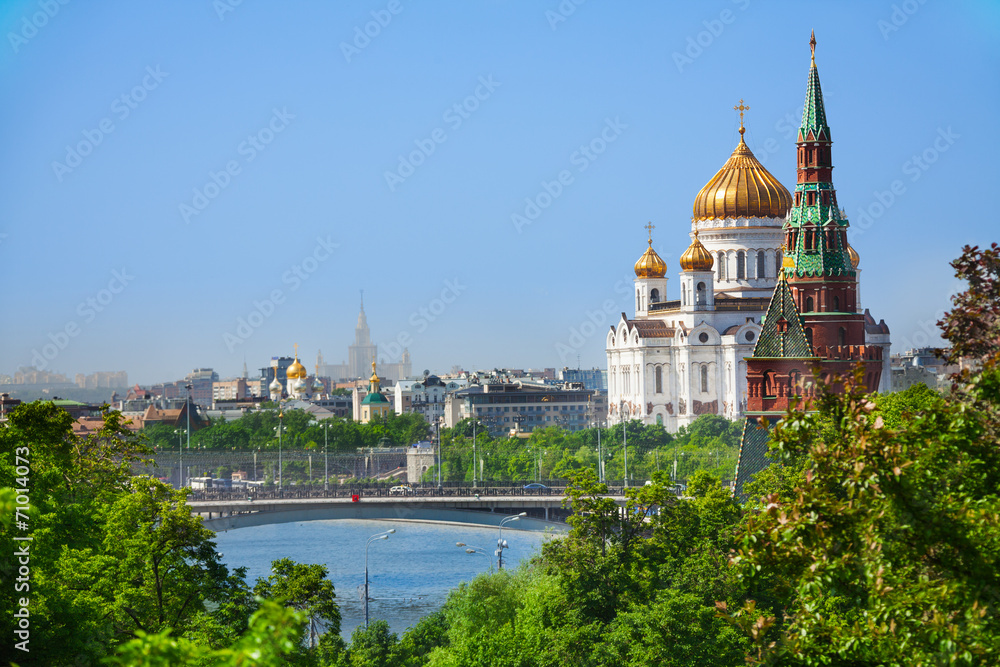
xmin=799 ymin=33 xmax=829 ymax=142
xmin=809 ymin=29 xmax=816 ymax=65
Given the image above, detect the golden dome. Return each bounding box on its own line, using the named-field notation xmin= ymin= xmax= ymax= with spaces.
xmin=286 ymin=350 xmax=306 ymax=380
xmin=847 ymin=242 xmax=860 ymax=269
xmin=693 ymin=133 xmax=792 ymax=221
xmin=634 ymin=242 xmax=667 ymax=278
xmin=679 ymin=231 xmax=714 ymax=272
xmin=369 ymin=360 xmax=381 ymax=385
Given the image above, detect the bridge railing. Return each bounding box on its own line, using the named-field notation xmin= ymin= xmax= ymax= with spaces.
xmin=188 ymin=483 xmax=628 ymax=502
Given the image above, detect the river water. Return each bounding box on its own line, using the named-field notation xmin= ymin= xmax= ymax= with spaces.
xmin=212 ymin=519 xmax=554 ymax=639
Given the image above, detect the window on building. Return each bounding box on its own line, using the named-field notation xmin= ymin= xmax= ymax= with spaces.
xmin=763 ymin=370 xmax=776 ymax=398
xmin=757 ymin=250 xmax=766 ymax=279
xmin=650 ymin=288 xmax=659 ymax=303
xmin=737 ymin=251 xmax=746 ymax=279
xmin=805 ymin=327 xmax=813 ymax=348
xmin=655 ymin=366 xmax=662 ymax=394
xmin=833 ymin=295 xmax=840 ymax=311
xmin=775 ymin=250 xmax=783 ymax=275
xmin=717 ymin=252 xmax=726 ymax=280
xmin=806 ymin=296 xmax=814 ymax=312
xmin=656 ymin=414 xmax=663 ymax=426
xmin=700 ymin=366 xmax=708 ymax=393
xmin=696 ymin=281 xmax=706 ymax=305
xmin=790 ymin=370 xmax=801 ymax=395
xmin=839 ymin=327 xmax=846 ymax=346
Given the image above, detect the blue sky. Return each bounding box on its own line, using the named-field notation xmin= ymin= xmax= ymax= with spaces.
xmin=1 ymin=1 xmax=997 ymax=385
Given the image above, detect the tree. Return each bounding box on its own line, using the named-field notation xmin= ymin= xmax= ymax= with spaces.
xmin=938 ymin=242 xmax=1000 ymax=365
xmin=253 ymin=557 xmax=342 ymax=650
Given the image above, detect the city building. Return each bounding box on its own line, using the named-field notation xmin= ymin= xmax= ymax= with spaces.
xmin=734 ymin=34 xmax=891 ymax=494
xmin=559 ymin=367 xmax=608 ymax=392
xmin=448 ymin=379 xmax=599 ymax=434
xmin=393 ymin=374 xmax=467 ymax=424
xmin=75 ymin=371 xmax=128 ymax=388
xmin=319 ymin=298 xmax=413 ymax=382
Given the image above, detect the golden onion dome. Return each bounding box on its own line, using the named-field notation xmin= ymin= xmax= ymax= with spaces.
xmin=286 ymin=354 xmax=307 ymax=380
xmin=847 ymin=242 xmax=860 ymax=269
xmin=693 ymin=132 xmax=793 ymax=221
xmin=679 ymin=231 xmax=714 ymax=272
xmin=634 ymin=242 xmax=667 ymax=279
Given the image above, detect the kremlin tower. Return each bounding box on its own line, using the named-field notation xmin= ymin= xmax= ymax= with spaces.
xmin=734 ymin=33 xmax=891 ymax=495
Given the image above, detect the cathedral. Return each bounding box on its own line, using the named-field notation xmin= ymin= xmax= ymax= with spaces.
xmin=606 ymin=34 xmax=890 ymax=434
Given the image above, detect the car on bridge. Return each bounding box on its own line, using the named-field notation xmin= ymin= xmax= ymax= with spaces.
xmin=389 ymin=485 xmax=414 ymax=495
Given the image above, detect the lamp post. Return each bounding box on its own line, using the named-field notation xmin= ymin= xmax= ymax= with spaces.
xmin=472 ymin=419 xmax=478 ymax=489
xmin=311 ymin=419 xmax=331 ymax=492
xmin=274 ymin=411 xmax=284 ymax=490
xmin=436 ymin=416 xmax=443 ymax=489
xmin=619 ymin=399 xmax=629 ymax=488
xmin=456 ymin=542 xmax=494 ymax=573
xmin=174 ymin=428 xmax=184 ymax=488
xmin=185 ymin=384 xmax=193 ymax=483
xmin=497 ymin=512 xmax=527 ymax=570
xmin=364 ymin=528 xmax=395 ymax=628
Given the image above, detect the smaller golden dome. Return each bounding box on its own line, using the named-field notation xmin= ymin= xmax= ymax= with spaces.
xmin=369 ymin=359 xmax=380 ymax=385
xmin=286 ymin=351 xmax=306 ymax=380
xmin=847 ymin=242 xmax=860 ymax=269
xmin=634 ymin=243 xmax=667 ymax=278
xmin=680 ymin=231 xmax=714 ymax=272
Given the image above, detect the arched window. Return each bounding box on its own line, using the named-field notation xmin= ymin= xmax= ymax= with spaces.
xmin=805 ymin=327 xmax=814 ymax=348
xmin=700 ymin=366 xmax=709 ymax=393
xmin=656 ymin=414 xmax=663 ymax=426
xmin=775 ymin=250 xmax=783 ymax=276
xmin=636 ymin=292 xmax=641 ymax=312
xmin=805 ymin=229 xmax=814 ymax=250
xmin=717 ymin=252 xmax=726 ymax=281
xmin=790 ymin=370 xmax=801 ymax=395
xmin=650 ymin=288 xmax=660 ymax=303
xmin=763 ymin=370 xmax=776 ymax=398
xmin=655 ymin=366 xmax=662 ymax=394
xmin=805 ymin=296 xmax=814 ymax=312
xmin=737 ymin=251 xmax=746 ymax=279
xmin=757 ymin=250 xmax=766 ymax=279
xmin=696 ymin=281 xmax=706 ymax=305
xmin=838 ymin=327 xmax=846 ymax=346
xmin=833 ymin=295 xmax=840 ymax=311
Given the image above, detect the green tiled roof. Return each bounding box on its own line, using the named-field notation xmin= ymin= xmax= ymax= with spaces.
xmin=798 ymin=63 xmax=830 ymax=141
xmin=361 ymin=392 xmax=389 ymax=405
xmin=752 ymin=277 xmax=814 ymax=358
xmin=734 ymin=416 xmax=776 ymax=498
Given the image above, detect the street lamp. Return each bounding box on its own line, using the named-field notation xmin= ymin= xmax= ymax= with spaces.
xmin=619 ymin=399 xmax=629 ymax=488
xmin=456 ymin=542 xmax=494 ymax=572
xmin=364 ymin=528 xmax=395 ymax=628
xmin=311 ymin=419 xmax=331 ymax=492
xmin=185 ymin=384 xmax=193 ymax=481
xmin=497 ymin=512 xmax=527 ymax=570
xmin=435 ymin=416 xmax=443 ymax=489
xmin=274 ymin=411 xmax=285 ymax=490
xmin=472 ymin=419 xmax=478 ymax=489
xmin=174 ymin=428 xmax=184 ymax=488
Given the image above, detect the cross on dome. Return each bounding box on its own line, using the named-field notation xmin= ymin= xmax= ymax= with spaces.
xmin=644 ymin=221 xmax=655 ymax=245
xmin=733 ymin=99 xmax=750 ymax=135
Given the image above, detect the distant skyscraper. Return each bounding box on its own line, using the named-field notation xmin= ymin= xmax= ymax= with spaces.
xmin=348 ymin=297 xmax=378 ymax=380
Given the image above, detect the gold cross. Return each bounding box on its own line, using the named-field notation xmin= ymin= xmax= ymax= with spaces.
xmin=294 ymin=342 xmax=299 ymax=359
xmin=644 ymin=222 xmax=655 ymax=245
xmin=733 ymin=99 xmax=749 ymax=134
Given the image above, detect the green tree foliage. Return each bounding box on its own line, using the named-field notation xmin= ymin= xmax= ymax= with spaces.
xmin=253 ymin=557 xmax=343 ymax=650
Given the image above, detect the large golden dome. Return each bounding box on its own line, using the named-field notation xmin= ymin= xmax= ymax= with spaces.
xmin=634 ymin=242 xmax=667 ymax=278
xmin=680 ymin=231 xmax=714 ymax=272
xmin=693 ymin=132 xmax=792 ymax=221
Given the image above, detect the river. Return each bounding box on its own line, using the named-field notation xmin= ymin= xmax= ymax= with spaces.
xmin=212 ymin=518 xmax=555 ymax=639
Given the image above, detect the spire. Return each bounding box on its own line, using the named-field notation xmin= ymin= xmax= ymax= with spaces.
xmin=733 ymin=98 xmax=749 ymax=137
xmin=799 ymin=31 xmax=830 ymax=142
xmin=753 ymin=276 xmax=813 ymax=359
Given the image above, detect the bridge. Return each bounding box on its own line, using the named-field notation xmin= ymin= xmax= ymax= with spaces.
xmin=188 ymin=487 xmax=628 ymax=533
